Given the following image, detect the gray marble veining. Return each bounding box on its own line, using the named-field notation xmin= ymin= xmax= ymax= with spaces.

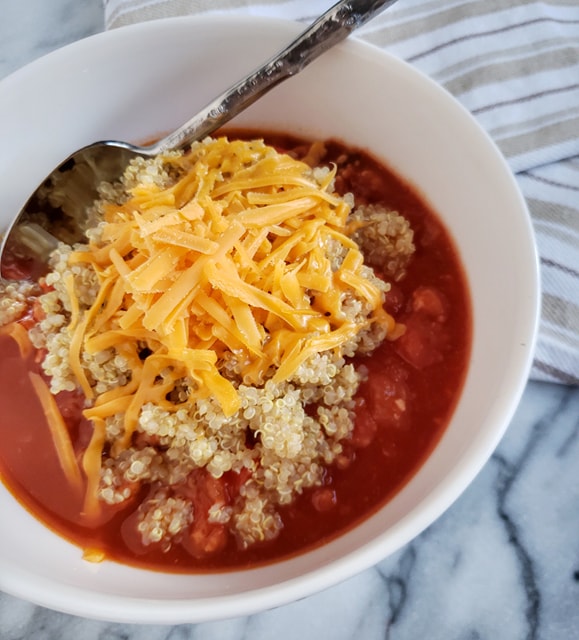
xmin=0 ymin=1 xmax=578 ymax=638
xmin=0 ymin=0 xmax=103 ymax=79
xmin=0 ymin=383 xmax=577 ymax=639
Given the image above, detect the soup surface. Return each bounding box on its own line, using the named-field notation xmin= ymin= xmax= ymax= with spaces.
xmin=0 ymin=132 xmax=471 ymax=571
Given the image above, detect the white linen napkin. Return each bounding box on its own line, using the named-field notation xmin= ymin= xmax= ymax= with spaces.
xmin=103 ymin=0 xmax=579 ymax=385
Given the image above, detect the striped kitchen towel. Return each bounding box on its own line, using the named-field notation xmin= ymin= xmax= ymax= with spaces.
xmin=103 ymin=0 xmax=579 ymax=385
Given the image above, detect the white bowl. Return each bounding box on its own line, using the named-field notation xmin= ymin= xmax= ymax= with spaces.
xmin=0 ymin=15 xmax=539 ymax=623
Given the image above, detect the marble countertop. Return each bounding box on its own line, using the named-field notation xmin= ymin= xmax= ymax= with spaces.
xmin=1 ymin=1 xmax=578 ymax=638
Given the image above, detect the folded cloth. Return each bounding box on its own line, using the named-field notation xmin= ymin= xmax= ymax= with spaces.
xmin=103 ymin=0 xmax=579 ymax=385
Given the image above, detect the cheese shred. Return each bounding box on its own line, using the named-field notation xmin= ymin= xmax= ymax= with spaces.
xmin=62 ymin=137 xmax=394 ymax=458
xmin=28 ymin=371 xmax=83 ymax=494
xmin=0 ymin=321 xmax=33 ymax=359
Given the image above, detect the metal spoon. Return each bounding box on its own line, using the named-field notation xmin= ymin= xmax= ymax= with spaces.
xmin=0 ymin=0 xmax=398 ymax=279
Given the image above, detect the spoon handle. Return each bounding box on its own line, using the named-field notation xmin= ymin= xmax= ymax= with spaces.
xmin=148 ymin=0 xmax=398 ymax=154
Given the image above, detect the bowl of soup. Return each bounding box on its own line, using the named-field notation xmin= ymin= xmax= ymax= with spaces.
xmin=0 ymin=15 xmax=539 ymax=623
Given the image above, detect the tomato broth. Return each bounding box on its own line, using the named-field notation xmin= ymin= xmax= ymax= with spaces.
xmin=0 ymin=133 xmax=471 ymax=571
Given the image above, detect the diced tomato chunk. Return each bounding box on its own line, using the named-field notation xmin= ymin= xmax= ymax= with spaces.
xmin=188 ymin=518 xmax=228 ymax=557
xmin=311 ymin=487 xmax=337 ymax=512
xmin=352 ymin=363 xmax=409 ymax=447
xmin=182 ymin=468 xmax=229 ymax=558
xmin=1 ymin=255 xmax=47 ymax=281
xmin=224 ymin=467 xmax=252 ymax=498
xmin=1 ymin=258 xmax=31 ymax=281
xmin=383 ymin=283 xmax=405 ymax=315
xmin=55 ymin=389 xmax=85 ymax=426
xmin=351 ymin=397 xmax=378 ymax=448
xmin=395 ymin=314 xmax=445 ymax=369
xmin=351 ymin=168 xmax=385 ymax=203
xmin=186 ymin=467 xmax=228 ymax=505
xmin=17 ymin=314 xmax=34 ymax=330
xmin=32 ymin=299 xmax=45 ymax=322
xmin=394 ymin=286 xmax=450 ymax=369
xmin=411 ymin=286 xmax=448 ymax=320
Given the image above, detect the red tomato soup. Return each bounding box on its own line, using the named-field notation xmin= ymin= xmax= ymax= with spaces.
xmin=0 ymin=132 xmax=471 ymax=571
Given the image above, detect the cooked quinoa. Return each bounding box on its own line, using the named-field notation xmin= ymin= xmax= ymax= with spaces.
xmin=1 ymin=136 xmax=415 ymax=555
xmin=349 ymin=204 xmax=415 ymax=281
xmin=0 ymin=279 xmax=40 ymax=326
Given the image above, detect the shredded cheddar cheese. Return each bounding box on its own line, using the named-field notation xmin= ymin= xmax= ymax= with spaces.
xmin=64 ymin=137 xmax=393 ymax=466
xmin=0 ymin=321 xmax=33 ymax=359
xmin=28 ymin=371 xmax=83 ymax=493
